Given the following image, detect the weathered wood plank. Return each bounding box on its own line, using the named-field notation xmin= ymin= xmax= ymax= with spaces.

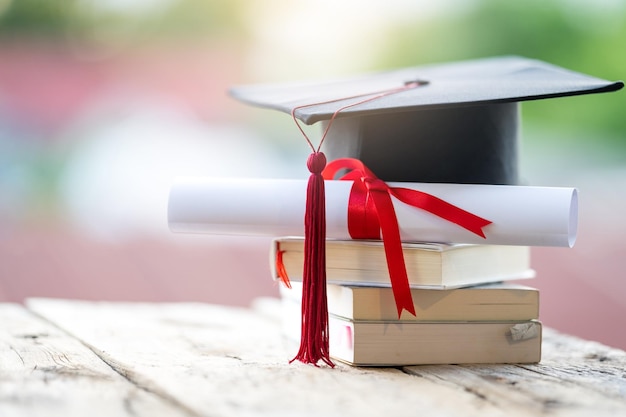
xmin=404 ymin=330 xmax=626 ymax=417
xmin=525 ymin=328 xmax=626 ymax=398
xmin=0 ymin=303 xmax=194 ymax=417
xmin=26 ymin=298 xmax=626 ymax=417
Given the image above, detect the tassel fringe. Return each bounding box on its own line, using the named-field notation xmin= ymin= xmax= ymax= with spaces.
xmin=290 ymin=152 xmax=334 ymax=367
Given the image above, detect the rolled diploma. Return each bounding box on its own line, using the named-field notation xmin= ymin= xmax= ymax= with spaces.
xmin=168 ymin=177 xmax=578 ymax=247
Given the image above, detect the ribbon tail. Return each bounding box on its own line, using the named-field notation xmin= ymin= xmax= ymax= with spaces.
xmin=369 ymin=187 xmax=416 ymax=318
xmin=391 ymin=188 xmax=492 ymax=238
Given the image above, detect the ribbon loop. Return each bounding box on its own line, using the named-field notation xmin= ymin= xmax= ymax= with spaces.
xmin=322 ymin=158 xmax=492 ymax=318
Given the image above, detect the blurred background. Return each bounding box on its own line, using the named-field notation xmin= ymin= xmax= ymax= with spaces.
xmin=0 ymin=0 xmax=625 ymax=348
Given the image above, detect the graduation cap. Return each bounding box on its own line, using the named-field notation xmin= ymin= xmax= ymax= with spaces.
xmin=230 ymin=55 xmax=623 ymax=185
xmin=228 ymin=56 xmax=622 ymax=367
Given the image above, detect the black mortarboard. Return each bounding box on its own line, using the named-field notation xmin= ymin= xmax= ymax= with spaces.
xmin=230 ymin=56 xmax=623 ymax=185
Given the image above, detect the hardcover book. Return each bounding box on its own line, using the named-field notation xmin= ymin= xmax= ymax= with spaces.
xmin=280 ymin=281 xmax=539 ymax=321
xmin=325 ymin=316 xmax=542 ymax=366
xmin=272 ymin=237 xmax=534 ymax=289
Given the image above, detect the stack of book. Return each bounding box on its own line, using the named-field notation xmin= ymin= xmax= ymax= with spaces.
xmin=272 ymin=237 xmax=541 ymax=366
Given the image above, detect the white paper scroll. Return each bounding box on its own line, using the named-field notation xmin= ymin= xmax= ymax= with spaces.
xmin=168 ymin=177 xmax=578 ymax=247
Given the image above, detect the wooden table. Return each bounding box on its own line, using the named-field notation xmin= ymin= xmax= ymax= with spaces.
xmin=1 ymin=298 xmax=625 ymax=417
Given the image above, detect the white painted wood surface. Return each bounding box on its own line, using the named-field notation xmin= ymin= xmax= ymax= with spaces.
xmin=0 ymin=303 xmax=192 ymax=417
xmin=0 ymin=298 xmax=621 ymax=417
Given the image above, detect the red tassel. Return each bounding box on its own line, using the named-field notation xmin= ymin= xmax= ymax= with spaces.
xmin=286 ymin=82 xmax=427 ymax=367
xmin=290 ymin=152 xmax=334 ymax=367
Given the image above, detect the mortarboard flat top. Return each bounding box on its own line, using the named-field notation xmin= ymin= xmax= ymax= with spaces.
xmin=230 ymin=56 xmax=623 ymax=185
xmin=229 ymin=56 xmax=622 ymax=125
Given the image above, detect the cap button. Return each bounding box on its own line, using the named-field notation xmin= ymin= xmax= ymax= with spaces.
xmin=307 ymin=152 xmax=327 ymax=174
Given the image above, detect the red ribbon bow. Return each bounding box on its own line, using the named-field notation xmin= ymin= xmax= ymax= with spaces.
xmin=322 ymin=158 xmax=492 ymax=317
